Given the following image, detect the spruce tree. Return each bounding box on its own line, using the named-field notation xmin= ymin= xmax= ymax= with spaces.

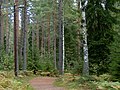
xmin=86 ymin=0 xmax=118 ymax=75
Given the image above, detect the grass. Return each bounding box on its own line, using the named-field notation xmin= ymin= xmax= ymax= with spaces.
xmin=16 ymin=76 xmax=35 ymax=90
xmin=54 ymin=73 xmax=120 ymax=90
xmin=0 ymin=71 xmax=35 ymax=90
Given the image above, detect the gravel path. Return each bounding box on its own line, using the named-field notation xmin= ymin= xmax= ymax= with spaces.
xmin=30 ymin=77 xmax=65 ymax=90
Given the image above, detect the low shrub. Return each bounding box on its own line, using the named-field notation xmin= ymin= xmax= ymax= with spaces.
xmin=0 ymin=71 xmax=33 ymax=90
xmin=55 ymin=73 xmax=120 ymax=90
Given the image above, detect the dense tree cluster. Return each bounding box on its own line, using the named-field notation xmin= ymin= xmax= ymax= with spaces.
xmin=0 ymin=0 xmax=119 ymax=81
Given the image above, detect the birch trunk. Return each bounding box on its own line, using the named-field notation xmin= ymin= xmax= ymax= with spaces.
xmin=80 ymin=0 xmax=89 ymax=76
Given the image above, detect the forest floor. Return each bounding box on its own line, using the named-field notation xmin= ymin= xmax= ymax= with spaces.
xmin=29 ymin=77 xmax=65 ymax=90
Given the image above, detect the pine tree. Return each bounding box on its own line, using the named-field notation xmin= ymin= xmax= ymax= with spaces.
xmin=5 ymin=0 xmax=9 ymax=54
xmin=86 ymin=0 xmax=117 ymax=75
xmin=53 ymin=0 xmax=57 ymax=69
xmin=23 ymin=0 xmax=27 ymax=71
xmin=47 ymin=12 xmax=51 ymax=54
xmin=0 ymin=1 xmax=2 ymax=61
xmin=14 ymin=0 xmax=19 ymax=76
xmin=58 ymin=0 xmax=64 ymax=75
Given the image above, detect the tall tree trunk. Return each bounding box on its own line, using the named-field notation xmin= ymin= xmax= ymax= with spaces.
xmin=1 ymin=12 xmax=4 ymax=48
xmin=6 ymin=0 xmax=9 ymax=54
xmin=80 ymin=0 xmax=89 ymax=76
xmin=32 ymin=25 xmax=35 ymax=60
xmin=14 ymin=0 xmax=19 ymax=76
xmin=58 ymin=0 xmax=64 ymax=75
xmin=8 ymin=24 xmax=10 ymax=55
xmin=0 ymin=1 xmax=2 ymax=61
xmin=41 ymin=19 xmax=46 ymax=57
xmin=41 ymin=20 xmax=44 ymax=56
xmin=77 ymin=0 xmax=81 ymax=61
xmin=53 ymin=0 xmax=57 ymax=69
xmin=23 ymin=0 xmax=27 ymax=71
xmin=43 ymin=23 xmax=46 ymax=56
xmin=36 ymin=21 xmax=39 ymax=50
xmin=9 ymin=14 xmax=12 ymax=55
xmin=47 ymin=13 xmax=50 ymax=54
xmin=19 ymin=8 xmax=24 ymax=70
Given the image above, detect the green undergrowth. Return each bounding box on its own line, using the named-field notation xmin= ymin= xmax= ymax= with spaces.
xmin=0 ymin=70 xmax=59 ymax=90
xmin=19 ymin=69 xmax=59 ymax=77
xmin=0 ymin=71 xmax=34 ymax=90
xmin=54 ymin=73 xmax=120 ymax=90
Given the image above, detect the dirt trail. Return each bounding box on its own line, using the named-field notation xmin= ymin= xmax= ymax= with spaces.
xmin=29 ymin=77 xmax=65 ymax=90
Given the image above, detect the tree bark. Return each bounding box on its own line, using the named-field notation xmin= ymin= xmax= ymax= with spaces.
xmin=77 ymin=0 xmax=81 ymax=61
xmin=1 ymin=12 xmax=4 ymax=48
xmin=23 ymin=0 xmax=27 ymax=71
xmin=32 ymin=25 xmax=35 ymax=59
xmin=80 ymin=0 xmax=89 ymax=76
xmin=14 ymin=0 xmax=19 ymax=76
xmin=53 ymin=1 xmax=57 ymax=69
xmin=6 ymin=0 xmax=9 ymax=54
xmin=36 ymin=21 xmax=39 ymax=50
xmin=47 ymin=13 xmax=51 ymax=54
xmin=0 ymin=1 xmax=2 ymax=61
xmin=19 ymin=8 xmax=24 ymax=70
xmin=41 ymin=20 xmax=44 ymax=56
xmin=58 ymin=0 xmax=64 ymax=75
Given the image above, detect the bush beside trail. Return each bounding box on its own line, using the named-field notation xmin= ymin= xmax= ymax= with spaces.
xmin=55 ymin=73 xmax=120 ymax=90
xmin=0 ymin=71 xmax=33 ymax=90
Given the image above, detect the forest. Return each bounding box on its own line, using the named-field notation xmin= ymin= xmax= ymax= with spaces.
xmin=0 ymin=0 xmax=120 ymax=90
